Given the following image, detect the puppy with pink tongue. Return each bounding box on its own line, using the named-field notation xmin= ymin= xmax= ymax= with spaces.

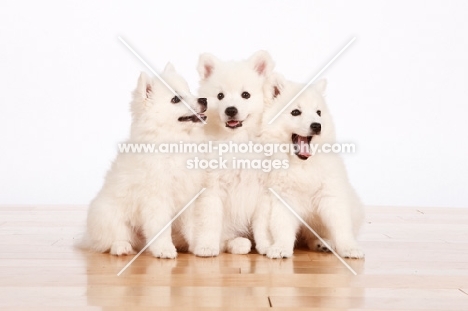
xmin=256 ymin=73 xmax=365 ymax=259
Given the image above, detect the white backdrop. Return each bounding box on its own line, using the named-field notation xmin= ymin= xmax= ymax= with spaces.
xmin=1 ymin=0 xmax=467 ymax=207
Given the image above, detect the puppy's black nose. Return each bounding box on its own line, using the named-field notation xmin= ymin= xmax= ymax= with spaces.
xmin=198 ymin=98 xmax=207 ymax=112
xmin=225 ymin=106 xmax=238 ymax=117
xmin=197 ymin=98 xmax=207 ymax=106
xmin=310 ymin=122 xmax=321 ymax=133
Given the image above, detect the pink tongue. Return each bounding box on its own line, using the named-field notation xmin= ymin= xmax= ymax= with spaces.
xmin=227 ymin=120 xmax=239 ymax=127
xmin=297 ymin=136 xmax=311 ymax=157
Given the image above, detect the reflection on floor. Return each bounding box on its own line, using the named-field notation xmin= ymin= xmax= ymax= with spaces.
xmin=0 ymin=205 xmax=467 ymax=310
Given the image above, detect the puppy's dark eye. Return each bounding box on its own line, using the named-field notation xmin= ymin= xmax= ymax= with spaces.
xmin=241 ymin=91 xmax=250 ymax=99
xmin=217 ymin=93 xmax=224 ymax=100
xmin=291 ymin=109 xmax=301 ymax=116
xmin=317 ymin=110 xmax=321 ymax=116
xmin=171 ymin=96 xmax=181 ymax=104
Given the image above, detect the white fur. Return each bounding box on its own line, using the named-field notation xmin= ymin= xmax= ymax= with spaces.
xmin=81 ymin=65 xmax=205 ymax=258
xmin=258 ymin=75 xmax=365 ymax=259
xmin=190 ymin=51 xmax=274 ymax=256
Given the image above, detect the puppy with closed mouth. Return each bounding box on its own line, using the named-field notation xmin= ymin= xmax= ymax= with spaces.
xmin=190 ymin=51 xmax=274 ymax=257
xmin=81 ymin=64 xmax=207 ymax=258
xmin=257 ymin=73 xmax=365 ymax=259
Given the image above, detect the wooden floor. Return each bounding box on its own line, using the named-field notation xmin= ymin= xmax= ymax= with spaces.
xmin=0 ymin=206 xmax=467 ymax=310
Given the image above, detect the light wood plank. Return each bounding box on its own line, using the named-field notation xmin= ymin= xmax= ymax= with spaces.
xmin=269 ymin=295 xmax=468 ymax=310
xmin=1 ymin=205 xmax=468 ymax=310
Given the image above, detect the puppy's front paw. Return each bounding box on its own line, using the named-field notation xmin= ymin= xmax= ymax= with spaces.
xmin=308 ymin=238 xmax=334 ymax=253
xmin=266 ymin=244 xmax=293 ymax=259
xmin=227 ymin=237 xmax=251 ymax=255
xmin=110 ymin=241 xmax=136 ymax=256
xmin=150 ymin=243 xmax=177 ymax=259
xmin=193 ymin=245 xmax=220 ymax=257
xmin=255 ymin=242 xmax=271 ymax=255
xmin=337 ymin=246 xmax=365 ymax=259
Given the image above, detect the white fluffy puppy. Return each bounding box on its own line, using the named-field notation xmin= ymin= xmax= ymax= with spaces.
xmin=260 ymin=74 xmax=365 ymax=259
xmin=190 ymin=51 xmax=274 ymax=256
xmin=82 ymin=64 xmax=207 ymax=258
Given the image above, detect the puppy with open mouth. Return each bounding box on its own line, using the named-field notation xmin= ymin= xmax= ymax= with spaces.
xmin=224 ymin=106 xmax=249 ymax=129
xmin=291 ymin=124 xmax=320 ymax=160
xmin=178 ymin=97 xmax=207 ymax=123
xmin=255 ymin=73 xmax=365 ymax=259
xmin=81 ymin=64 xmax=207 ymax=259
xmin=189 ymin=51 xmax=275 ymax=257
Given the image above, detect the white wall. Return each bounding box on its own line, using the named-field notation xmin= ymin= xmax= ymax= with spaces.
xmin=1 ymin=0 xmax=467 ymax=207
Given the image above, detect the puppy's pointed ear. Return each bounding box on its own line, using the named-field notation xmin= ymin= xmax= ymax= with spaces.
xmin=136 ymin=72 xmax=153 ymax=99
xmin=163 ymin=62 xmax=176 ymax=74
xmin=271 ymin=72 xmax=286 ymax=98
xmin=264 ymin=72 xmax=286 ymax=101
xmin=197 ymin=53 xmax=218 ymax=80
xmin=248 ymin=50 xmax=274 ymax=77
xmin=314 ymin=79 xmax=327 ymax=94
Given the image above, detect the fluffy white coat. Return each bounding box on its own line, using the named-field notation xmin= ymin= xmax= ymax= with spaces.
xmin=257 ymin=74 xmax=365 ymax=259
xmin=82 ymin=64 xmax=206 ymax=258
xmin=190 ymin=51 xmax=274 ymax=256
